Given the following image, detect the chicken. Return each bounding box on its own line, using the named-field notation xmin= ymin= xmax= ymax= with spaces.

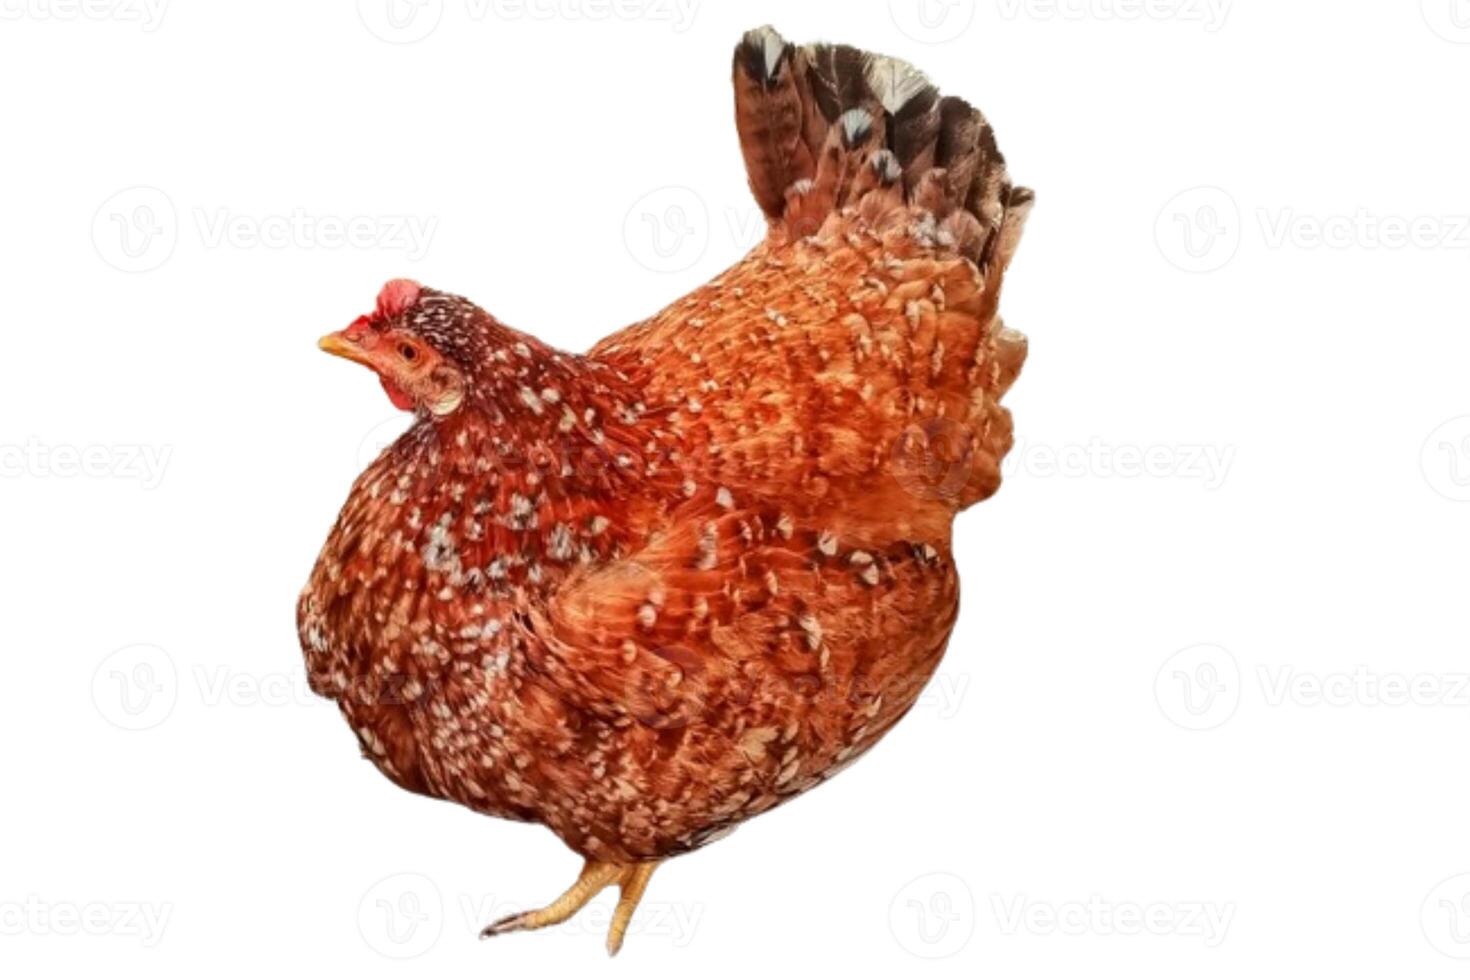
xmin=297 ymin=24 xmax=1031 ymax=955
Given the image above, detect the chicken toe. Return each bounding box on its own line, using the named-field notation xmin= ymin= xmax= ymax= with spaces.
xmin=479 ymin=859 xmax=619 ymax=939
xmin=606 ymin=861 xmax=659 ymax=956
xmin=479 ymin=858 xmax=662 ymax=955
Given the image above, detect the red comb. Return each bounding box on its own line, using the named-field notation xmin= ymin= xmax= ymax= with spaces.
xmin=375 ymin=279 xmax=421 ymax=319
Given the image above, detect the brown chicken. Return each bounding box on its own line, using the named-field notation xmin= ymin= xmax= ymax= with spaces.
xmin=298 ymin=25 xmax=1031 ymax=954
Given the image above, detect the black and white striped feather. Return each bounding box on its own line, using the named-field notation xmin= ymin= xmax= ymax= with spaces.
xmin=732 ymin=24 xmax=1032 ymax=271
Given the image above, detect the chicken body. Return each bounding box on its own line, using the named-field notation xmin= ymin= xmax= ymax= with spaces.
xmin=298 ymin=24 xmax=1030 ymax=952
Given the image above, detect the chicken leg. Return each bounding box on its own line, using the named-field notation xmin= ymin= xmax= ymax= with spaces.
xmin=480 ymin=858 xmax=661 ymax=955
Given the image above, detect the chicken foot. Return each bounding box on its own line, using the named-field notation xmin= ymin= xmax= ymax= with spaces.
xmin=480 ymin=858 xmax=660 ymax=955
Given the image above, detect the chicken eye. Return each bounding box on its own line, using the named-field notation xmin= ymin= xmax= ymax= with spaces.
xmin=398 ymin=343 xmax=418 ymax=361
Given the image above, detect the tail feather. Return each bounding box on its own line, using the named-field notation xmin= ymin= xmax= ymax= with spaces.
xmin=802 ymin=42 xmax=874 ymax=125
xmin=731 ymin=26 xmax=814 ymax=220
xmin=732 ymin=25 xmax=1031 ymax=275
xmin=989 ymin=186 xmax=1035 ymax=273
xmin=935 ymin=96 xmax=983 ymax=208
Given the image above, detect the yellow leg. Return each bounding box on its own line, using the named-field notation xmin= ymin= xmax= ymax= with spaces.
xmin=480 ymin=860 xmax=620 ymax=937
xmin=606 ymin=861 xmax=658 ymax=956
xmin=480 ymin=858 xmax=662 ymax=955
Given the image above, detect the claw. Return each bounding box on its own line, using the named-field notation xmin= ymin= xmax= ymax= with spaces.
xmin=478 ymin=858 xmax=661 ymax=954
xmin=479 ymin=912 xmax=530 ymax=939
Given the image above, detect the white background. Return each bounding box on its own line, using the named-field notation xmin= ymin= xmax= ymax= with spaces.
xmin=3 ymin=0 xmax=1468 ymax=976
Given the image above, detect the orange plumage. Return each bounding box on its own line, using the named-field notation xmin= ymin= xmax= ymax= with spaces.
xmin=298 ymin=24 xmax=1031 ymax=954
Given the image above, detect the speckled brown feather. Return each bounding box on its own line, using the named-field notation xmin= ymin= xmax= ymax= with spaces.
xmin=299 ymin=25 xmax=1031 ymax=868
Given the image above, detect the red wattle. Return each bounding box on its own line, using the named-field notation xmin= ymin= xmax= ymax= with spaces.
xmin=380 ymin=376 xmax=415 ymax=411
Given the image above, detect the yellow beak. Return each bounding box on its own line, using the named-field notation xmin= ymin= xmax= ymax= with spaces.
xmin=318 ymin=331 xmax=375 ymax=368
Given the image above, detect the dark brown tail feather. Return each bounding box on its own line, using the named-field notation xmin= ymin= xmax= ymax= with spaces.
xmin=732 ymin=24 xmax=1032 ymax=273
